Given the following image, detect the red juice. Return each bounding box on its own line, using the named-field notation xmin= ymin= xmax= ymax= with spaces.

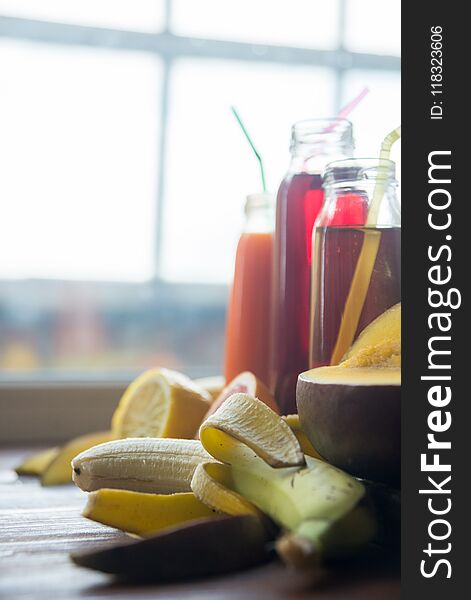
xmin=310 ymin=226 xmax=401 ymax=368
xmin=271 ymin=172 xmax=324 ymax=413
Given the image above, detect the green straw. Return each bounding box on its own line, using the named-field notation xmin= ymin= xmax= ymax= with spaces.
xmin=231 ymin=106 xmax=267 ymax=192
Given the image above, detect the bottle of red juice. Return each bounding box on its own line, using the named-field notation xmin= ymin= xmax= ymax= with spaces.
xmin=271 ymin=119 xmax=354 ymax=413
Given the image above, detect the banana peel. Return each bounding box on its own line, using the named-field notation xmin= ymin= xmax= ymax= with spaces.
xmin=193 ymin=393 xmax=376 ymax=563
xmin=283 ymin=414 xmax=323 ymax=460
xmin=199 ymin=393 xmax=305 ymax=468
xmin=15 ymin=447 xmax=60 ymax=476
xmin=41 ymin=430 xmax=115 ymax=486
xmin=83 ymin=489 xmax=218 ymax=536
xmin=72 ymin=515 xmax=275 ymax=581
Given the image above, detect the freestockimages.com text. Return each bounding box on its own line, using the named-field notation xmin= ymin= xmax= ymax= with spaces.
xmin=419 ymin=149 xmax=460 ymax=579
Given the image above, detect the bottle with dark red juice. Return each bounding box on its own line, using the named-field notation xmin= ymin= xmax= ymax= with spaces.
xmin=271 ymin=119 xmax=354 ymax=413
xmin=310 ymin=159 xmax=401 ymax=368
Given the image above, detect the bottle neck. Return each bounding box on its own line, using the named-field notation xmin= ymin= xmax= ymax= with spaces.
xmin=244 ymin=193 xmax=274 ymax=233
xmin=287 ymin=118 xmax=354 ymax=174
xmin=318 ymin=159 xmax=400 ymax=227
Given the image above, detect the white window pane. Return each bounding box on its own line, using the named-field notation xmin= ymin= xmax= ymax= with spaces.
xmin=0 ymin=40 xmax=161 ymax=281
xmin=162 ymin=59 xmax=336 ymax=284
xmin=172 ymin=0 xmax=340 ymax=49
xmin=342 ymin=70 xmax=401 ymax=180
xmin=345 ymin=0 xmax=401 ymax=56
xmin=0 ymin=0 xmax=165 ymax=32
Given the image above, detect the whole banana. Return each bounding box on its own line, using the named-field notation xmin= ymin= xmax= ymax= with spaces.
xmin=72 ymin=438 xmax=215 ymax=494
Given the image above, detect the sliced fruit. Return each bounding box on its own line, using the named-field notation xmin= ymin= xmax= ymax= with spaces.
xmin=202 ymin=372 xmax=279 ymax=423
xmin=41 ymin=431 xmax=114 ymax=486
xmin=15 ymin=447 xmax=59 ymax=476
xmin=72 ymin=438 xmax=215 ymax=494
xmin=112 ymin=368 xmax=212 ymax=440
xmin=71 ymin=515 xmax=274 ymax=581
xmin=282 ymin=414 xmax=322 ymax=459
xmin=193 ymin=375 xmax=225 ymax=401
xmin=341 ymin=302 xmax=401 ymax=367
xmin=83 ymin=489 xmax=217 ymax=536
xmin=297 ymin=366 xmax=400 ymax=484
xmin=199 ymin=393 xmax=304 ymax=468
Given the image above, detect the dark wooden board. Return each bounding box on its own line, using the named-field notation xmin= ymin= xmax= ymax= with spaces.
xmin=0 ymin=448 xmax=400 ymax=599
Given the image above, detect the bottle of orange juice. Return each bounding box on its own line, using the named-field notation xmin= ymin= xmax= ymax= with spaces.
xmin=224 ymin=193 xmax=274 ymax=386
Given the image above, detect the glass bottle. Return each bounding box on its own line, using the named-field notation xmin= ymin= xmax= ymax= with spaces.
xmin=224 ymin=193 xmax=274 ymax=386
xmin=310 ymin=158 xmax=401 ymax=369
xmin=271 ymin=119 xmax=354 ymax=413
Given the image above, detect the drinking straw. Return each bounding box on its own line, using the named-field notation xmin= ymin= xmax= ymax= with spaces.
xmin=302 ymin=87 xmax=369 ymax=169
xmin=330 ymin=126 xmax=401 ymax=365
xmin=231 ymin=106 xmax=266 ymax=192
xmin=324 ymin=87 xmax=370 ymax=134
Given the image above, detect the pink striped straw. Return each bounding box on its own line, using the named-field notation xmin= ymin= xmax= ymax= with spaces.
xmin=302 ymin=87 xmax=369 ymax=169
xmin=324 ymin=86 xmax=369 ymax=134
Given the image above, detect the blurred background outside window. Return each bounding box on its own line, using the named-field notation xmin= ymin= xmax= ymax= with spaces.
xmin=0 ymin=0 xmax=400 ymax=382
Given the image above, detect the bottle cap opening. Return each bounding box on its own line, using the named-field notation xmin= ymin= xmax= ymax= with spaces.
xmin=324 ymin=158 xmax=397 ymax=186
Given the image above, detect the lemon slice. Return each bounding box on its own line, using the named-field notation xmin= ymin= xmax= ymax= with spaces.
xmin=112 ymin=368 xmax=212 ymax=439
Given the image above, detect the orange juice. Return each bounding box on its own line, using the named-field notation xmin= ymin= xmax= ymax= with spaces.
xmin=224 ymin=195 xmax=273 ymax=386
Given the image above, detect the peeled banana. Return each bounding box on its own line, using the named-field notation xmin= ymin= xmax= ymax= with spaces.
xmin=72 ymin=438 xmax=215 ymax=494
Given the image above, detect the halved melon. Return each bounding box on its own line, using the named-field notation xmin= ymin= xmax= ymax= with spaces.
xmin=296 ymin=366 xmax=400 ymax=484
xmin=342 ymin=303 xmax=401 ymax=368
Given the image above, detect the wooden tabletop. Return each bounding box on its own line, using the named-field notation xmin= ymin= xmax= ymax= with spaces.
xmin=0 ymin=448 xmax=400 ymax=599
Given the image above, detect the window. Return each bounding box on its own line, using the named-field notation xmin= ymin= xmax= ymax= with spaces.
xmin=0 ymin=0 xmax=401 ymax=380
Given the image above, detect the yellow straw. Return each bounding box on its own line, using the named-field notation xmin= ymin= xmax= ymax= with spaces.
xmin=330 ymin=126 xmax=401 ymax=365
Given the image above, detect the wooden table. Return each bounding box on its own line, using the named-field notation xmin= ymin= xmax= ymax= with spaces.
xmin=0 ymin=448 xmax=400 ymax=599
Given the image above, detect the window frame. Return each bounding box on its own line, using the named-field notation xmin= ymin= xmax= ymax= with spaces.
xmin=0 ymin=3 xmax=400 ymax=421
xmin=0 ymin=3 xmax=400 ymax=282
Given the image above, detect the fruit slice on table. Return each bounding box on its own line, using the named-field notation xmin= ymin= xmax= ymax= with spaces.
xmin=112 ymin=368 xmax=212 ymax=439
xmin=16 ymin=447 xmax=59 ymax=476
xmin=341 ymin=302 xmax=401 ymax=367
xmin=71 ymin=515 xmax=274 ymax=581
xmin=193 ymin=375 xmax=225 ymax=401
xmin=202 ymin=371 xmax=280 ymax=424
xmin=41 ymin=431 xmax=114 ymax=486
xmin=282 ymin=414 xmax=322 ymax=459
xmin=84 ymin=489 xmax=217 ymax=536
xmin=297 ymin=366 xmax=401 ymax=484
xmin=72 ymin=438 xmax=215 ymax=494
